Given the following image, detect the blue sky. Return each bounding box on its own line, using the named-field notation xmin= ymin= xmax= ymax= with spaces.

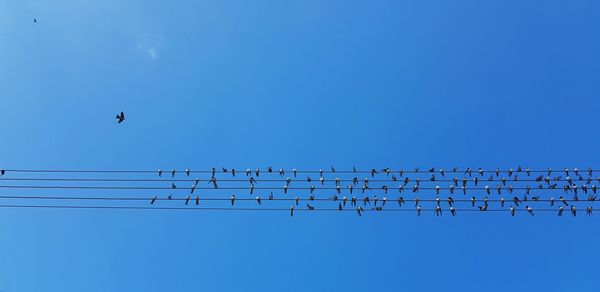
xmin=1 ymin=1 xmax=599 ymax=291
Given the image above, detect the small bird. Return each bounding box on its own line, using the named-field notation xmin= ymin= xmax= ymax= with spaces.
xmin=34 ymin=18 xmax=37 ymax=23
xmin=448 ymin=196 xmax=454 ymax=207
xmin=256 ymin=196 xmax=261 ymax=205
xmin=525 ymin=206 xmax=534 ymax=216
xmin=357 ymin=206 xmax=364 ymax=216
xmin=571 ymin=205 xmax=577 ymax=216
xmin=195 ymin=196 xmax=200 ymax=205
xmin=510 ymin=206 xmax=516 ymax=216
xmin=416 ymin=206 xmax=422 ymax=216
xmin=185 ymin=168 xmax=190 ymax=176
xmin=558 ymin=206 xmax=564 ymax=216
xmin=157 ymin=169 xmax=162 ymax=177
xmin=500 ymin=197 xmax=505 ymax=207
xmin=398 ymin=197 xmax=405 ymax=206
xmin=185 ymin=196 xmax=190 ymax=205
xmin=435 ymin=206 xmax=442 ymax=216
xmin=550 ymin=197 xmax=555 ymax=207
xmin=307 ymin=203 xmax=315 ymax=210
xmin=560 ymin=196 xmax=568 ymax=206
xmin=230 ymin=195 xmax=235 ymax=206
xmin=338 ymin=203 xmax=343 ymax=211
xmin=587 ymin=206 xmax=593 ymax=216
xmin=171 ymin=183 xmax=177 ymax=189
xmin=290 ymin=206 xmax=295 ymax=216
xmin=0 ymin=169 xmax=4 ymax=176
xmin=171 ymin=169 xmax=176 ymax=177
xmin=450 ymin=207 xmax=456 ymax=216
xmin=150 ymin=195 xmax=157 ymax=205
xmin=115 ymin=112 xmax=125 ymax=123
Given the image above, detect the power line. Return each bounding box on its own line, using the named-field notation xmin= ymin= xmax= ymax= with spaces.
xmin=1 ymin=168 xmax=597 ymax=175
xmin=0 ymin=177 xmax=595 ymax=183
xmin=0 ymin=204 xmax=588 ymax=213
xmin=0 ymin=185 xmax=589 ymax=191
xmin=0 ymin=195 xmax=595 ymax=203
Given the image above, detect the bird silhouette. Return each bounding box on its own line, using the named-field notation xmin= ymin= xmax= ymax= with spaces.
xmin=115 ymin=112 xmax=125 ymax=123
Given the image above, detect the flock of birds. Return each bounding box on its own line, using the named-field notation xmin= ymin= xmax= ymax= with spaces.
xmin=139 ymin=166 xmax=598 ymax=217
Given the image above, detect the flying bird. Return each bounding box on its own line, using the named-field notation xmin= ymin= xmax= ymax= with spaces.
xmin=115 ymin=112 xmax=125 ymax=123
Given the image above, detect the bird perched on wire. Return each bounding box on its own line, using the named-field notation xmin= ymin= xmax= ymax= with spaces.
xmin=571 ymin=205 xmax=577 ymax=216
xmin=290 ymin=206 xmax=294 ymax=216
xmin=115 ymin=112 xmax=125 ymax=123
xmin=558 ymin=206 xmax=564 ymax=216
xmin=307 ymin=203 xmax=315 ymax=210
xmin=525 ymin=206 xmax=534 ymax=216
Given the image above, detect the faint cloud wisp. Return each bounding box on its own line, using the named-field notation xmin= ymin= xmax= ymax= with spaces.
xmin=137 ymin=34 xmax=162 ymax=61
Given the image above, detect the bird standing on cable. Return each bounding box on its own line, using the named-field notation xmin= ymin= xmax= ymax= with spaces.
xmin=558 ymin=206 xmax=564 ymax=216
xmin=115 ymin=112 xmax=125 ymax=123
xmin=290 ymin=206 xmax=294 ymax=216
xmin=230 ymin=195 xmax=235 ymax=206
xmin=435 ymin=206 xmax=442 ymax=216
xmin=256 ymin=196 xmax=261 ymax=205
xmin=307 ymin=203 xmax=315 ymax=210
xmin=357 ymin=206 xmax=364 ymax=216
xmin=587 ymin=206 xmax=593 ymax=215
xmin=571 ymin=205 xmax=577 ymax=216
xmin=451 ymin=206 xmax=456 ymax=216
xmin=560 ymin=196 xmax=568 ymax=206
xmin=510 ymin=206 xmax=516 ymax=216
xmin=150 ymin=195 xmax=157 ymax=205
xmin=185 ymin=196 xmax=190 ymax=205
xmin=525 ymin=206 xmax=534 ymax=216
xmin=416 ymin=206 xmax=422 ymax=216
xmin=398 ymin=197 xmax=405 ymax=206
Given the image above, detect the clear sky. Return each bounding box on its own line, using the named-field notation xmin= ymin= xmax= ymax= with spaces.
xmin=1 ymin=1 xmax=599 ymax=291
